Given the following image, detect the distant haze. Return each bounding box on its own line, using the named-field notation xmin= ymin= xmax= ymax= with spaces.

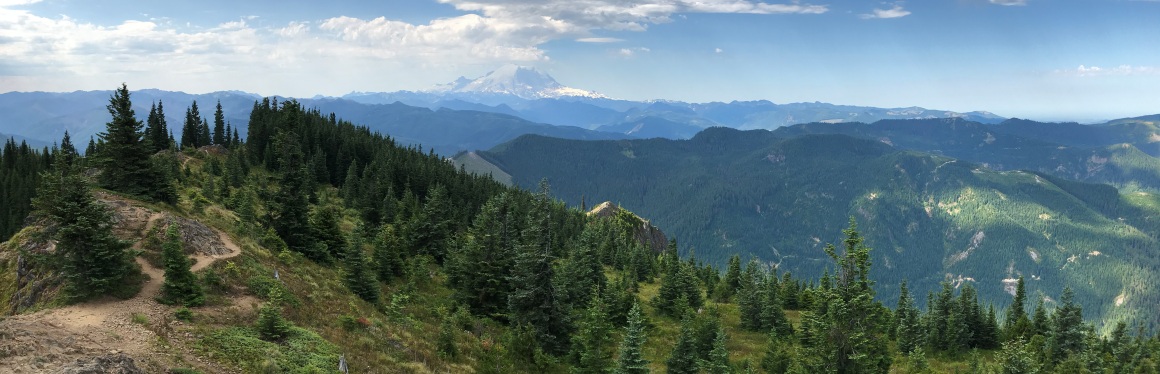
xmin=1 ymin=0 xmax=1158 ymax=121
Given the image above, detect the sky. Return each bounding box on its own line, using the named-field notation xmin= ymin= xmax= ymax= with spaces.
xmin=0 ymin=0 xmax=1158 ymax=121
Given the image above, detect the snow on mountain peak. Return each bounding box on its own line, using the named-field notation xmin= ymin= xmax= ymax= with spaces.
xmin=428 ymin=64 xmax=607 ymax=100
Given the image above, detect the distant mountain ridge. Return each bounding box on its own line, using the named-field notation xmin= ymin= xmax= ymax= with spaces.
xmin=340 ymin=65 xmax=1010 ymax=137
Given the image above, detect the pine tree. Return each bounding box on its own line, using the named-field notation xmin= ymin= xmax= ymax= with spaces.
xmin=198 ymin=118 xmax=211 ymax=148
xmin=507 ymin=184 xmax=570 ymax=355
xmin=997 ymin=339 xmax=1040 ymax=374
xmin=212 ymin=100 xmax=226 ymax=145
xmin=761 ymin=330 xmax=792 ymax=374
xmin=311 ymin=204 xmax=346 ymax=261
xmin=145 ymin=100 xmax=169 ymax=153
xmin=614 ymin=304 xmax=650 ymax=374
xmin=1005 ymin=276 xmax=1032 ymax=341
xmin=181 ymin=101 xmax=201 ymax=149
xmin=98 ymin=84 xmax=172 ymax=202
xmin=58 ymin=130 xmax=78 ymax=168
xmin=269 ymin=131 xmax=320 ymax=260
xmin=896 ymin=281 xmax=924 ymax=354
xmin=1051 ymin=287 xmax=1084 ymax=360
xmin=797 ymin=219 xmax=891 ymax=374
xmin=343 ymin=226 xmax=379 ymax=303
xmin=256 ymin=285 xmax=292 ymax=341
xmin=158 ymin=225 xmax=204 ymax=306
xmin=447 ymin=191 xmax=518 ymax=318
xmin=33 ymin=159 xmax=137 ymax=301
xmin=761 ymin=272 xmax=793 ymax=337
xmin=1031 ymin=299 xmax=1050 ymax=338
xmin=373 ymin=224 xmax=405 ymax=281
xmin=570 ymin=292 xmax=613 ymax=374
xmin=667 ymin=316 xmax=700 ymax=374
xmin=722 ymin=254 xmax=742 ymax=300
xmin=700 ymin=327 xmax=732 ymax=374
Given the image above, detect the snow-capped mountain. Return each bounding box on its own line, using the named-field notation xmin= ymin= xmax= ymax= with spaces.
xmin=427 ymin=64 xmax=607 ymax=100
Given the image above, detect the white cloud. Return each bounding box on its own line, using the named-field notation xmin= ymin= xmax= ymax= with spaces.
xmin=1058 ymin=65 xmax=1158 ymax=77
xmin=618 ymin=47 xmax=650 ymax=57
xmin=860 ymin=5 xmax=911 ymax=19
xmin=0 ymin=0 xmax=827 ymax=94
xmin=577 ymin=37 xmax=624 ymax=43
xmin=715 ymin=47 xmax=724 ymax=53
xmin=990 ymin=0 xmax=1028 ymax=6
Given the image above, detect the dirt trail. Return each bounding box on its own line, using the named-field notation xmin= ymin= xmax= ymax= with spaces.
xmin=0 ymin=205 xmax=245 ymax=373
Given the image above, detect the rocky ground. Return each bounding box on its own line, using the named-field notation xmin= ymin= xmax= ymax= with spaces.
xmin=0 ymin=195 xmax=247 ymax=373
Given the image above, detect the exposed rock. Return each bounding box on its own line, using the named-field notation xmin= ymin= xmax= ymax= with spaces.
xmin=160 ymin=216 xmax=232 ymax=256
xmin=587 ymin=201 xmax=669 ymax=253
xmin=58 ymin=353 xmax=145 ymax=374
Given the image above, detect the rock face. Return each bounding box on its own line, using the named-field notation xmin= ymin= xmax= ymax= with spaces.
xmin=58 ymin=353 xmax=145 ymax=374
xmin=587 ymin=201 xmax=668 ymax=253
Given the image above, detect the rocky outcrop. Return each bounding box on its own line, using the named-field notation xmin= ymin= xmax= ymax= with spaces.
xmin=587 ymin=201 xmax=668 ymax=253
xmin=58 ymin=353 xmax=145 ymax=374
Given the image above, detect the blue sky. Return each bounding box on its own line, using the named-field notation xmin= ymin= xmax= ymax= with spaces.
xmin=0 ymin=0 xmax=1157 ymax=121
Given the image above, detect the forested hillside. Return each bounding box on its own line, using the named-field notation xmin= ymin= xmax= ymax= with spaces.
xmin=475 ymin=128 xmax=1160 ymax=331
xmin=2 ymin=86 xmax=1159 ymax=373
xmin=773 ymin=118 xmax=1160 ymax=191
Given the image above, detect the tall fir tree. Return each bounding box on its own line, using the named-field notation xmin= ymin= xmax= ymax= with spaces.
xmin=569 ymin=292 xmax=614 ymax=374
xmin=269 ymin=131 xmax=320 ymax=260
xmin=212 ymin=100 xmax=226 ymax=145
xmin=667 ymin=316 xmax=700 ymax=374
xmin=33 ymin=156 xmax=137 ymax=301
xmin=700 ymin=327 xmax=732 ymax=374
xmin=1004 ymin=276 xmax=1032 ymax=341
xmin=507 ymin=183 xmax=570 ymax=355
xmin=343 ymin=226 xmax=379 ymax=303
xmin=448 ymin=191 xmax=518 ymax=318
xmin=97 ymin=84 xmax=173 ymax=203
xmin=798 ymin=219 xmax=891 ymax=374
xmin=181 ymin=101 xmax=201 ymax=149
xmin=614 ymin=304 xmax=650 ymax=374
xmin=145 ymin=100 xmax=169 ymax=153
xmin=157 ymin=224 xmax=204 ymax=306
xmin=198 ymin=118 xmax=211 ymax=148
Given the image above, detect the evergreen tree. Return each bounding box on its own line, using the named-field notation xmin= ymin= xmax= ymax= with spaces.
xmin=761 ymin=330 xmax=792 ymax=374
xmin=737 ymin=268 xmax=764 ymax=331
xmin=761 ymin=272 xmax=793 ymax=337
xmin=667 ymin=316 xmax=700 ymax=374
xmin=212 ymin=100 xmax=226 ymax=145
xmin=256 ymin=285 xmax=292 ymax=341
xmin=895 ymin=280 xmax=925 ymax=354
xmin=198 ymin=118 xmax=211 ymax=148
xmin=224 ymin=122 xmax=233 ymax=148
xmin=1005 ymin=276 xmax=1032 ymax=341
xmin=181 ymin=101 xmax=201 ymax=149
xmin=448 ymin=191 xmax=518 ymax=318
xmin=722 ymin=254 xmax=742 ymax=300
xmin=158 ymin=225 xmax=204 ymax=306
xmin=906 ymin=347 xmax=933 ymax=374
xmin=343 ymin=226 xmax=379 ymax=303
xmin=1051 ymin=287 xmax=1085 ymax=360
xmin=373 ymin=224 xmax=405 ymax=281
xmin=797 ymin=219 xmax=890 ymax=374
xmin=614 ymin=304 xmax=650 ymax=374
xmin=145 ymin=100 xmax=169 ymax=153
xmin=997 ymin=339 xmax=1040 ymax=374
xmin=413 ymin=184 xmax=454 ymax=262
xmin=310 ymin=204 xmax=346 ymax=261
xmin=507 ymin=184 xmax=570 ymax=355
xmin=58 ymin=130 xmax=78 ymax=168
xmin=1031 ymin=299 xmax=1050 ymax=338
xmin=97 ymin=84 xmax=173 ymax=202
xmin=558 ymin=227 xmax=606 ymax=311
xmin=33 ymin=159 xmax=137 ymax=301
xmin=269 ymin=131 xmax=321 ymax=260
xmin=570 ymin=292 xmax=613 ymax=374
xmin=700 ymin=327 xmax=732 ymax=374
